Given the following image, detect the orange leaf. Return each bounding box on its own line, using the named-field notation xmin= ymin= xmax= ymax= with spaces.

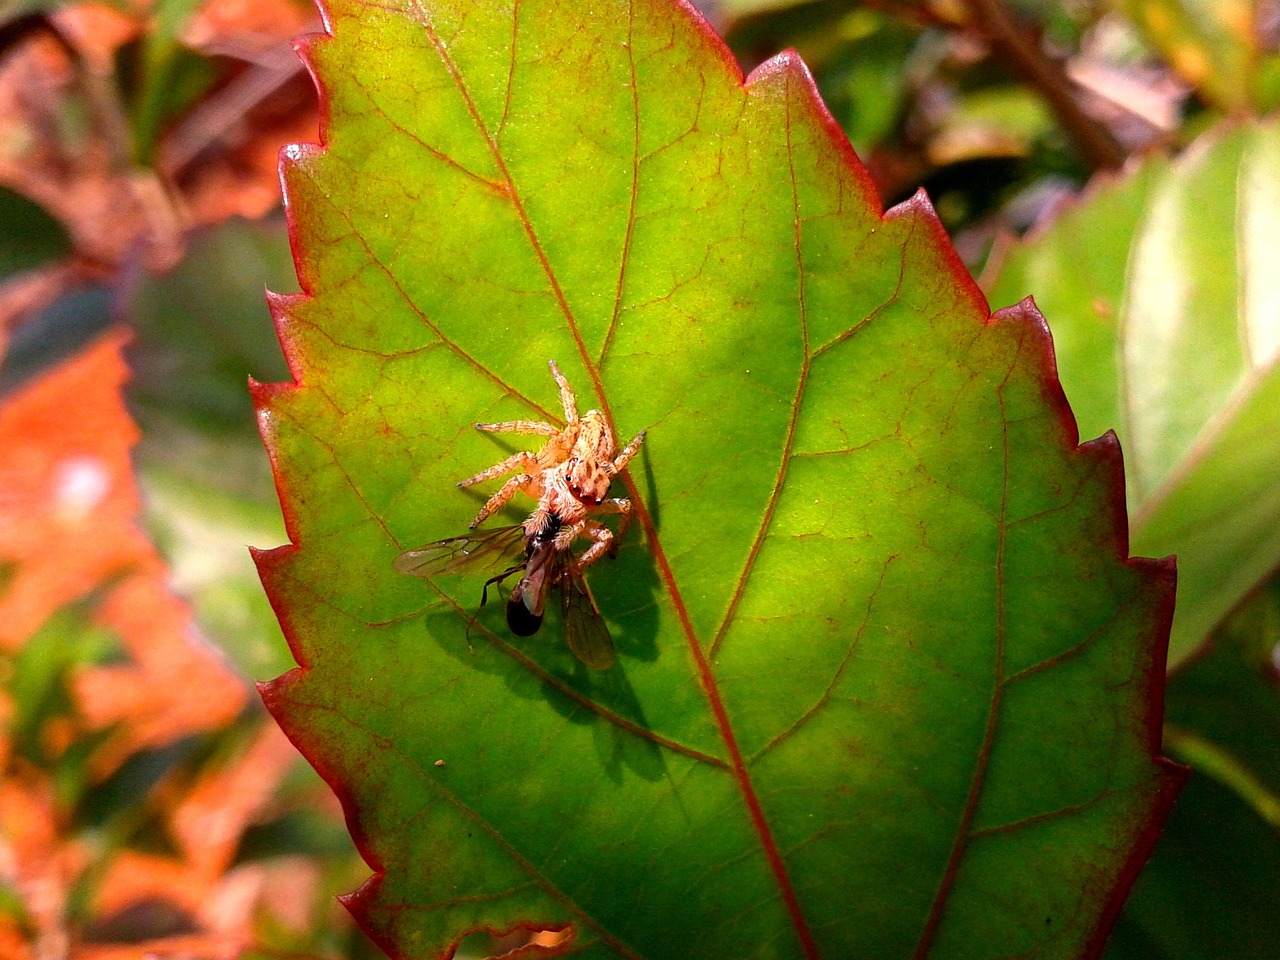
xmin=167 ymin=724 xmax=298 ymax=879
xmin=0 ymin=769 xmax=84 ymax=956
xmin=0 ymin=333 xmax=146 ymax=652
xmin=73 ymin=571 xmax=246 ymax=778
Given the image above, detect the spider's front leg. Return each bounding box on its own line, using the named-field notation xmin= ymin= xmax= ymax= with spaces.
xmin=612 ymin=430 xmax=647 ymax=474
xmin=548 ymin=359 xmax=579 ymax=423
xmin=468 ymin=473 xmax=542 ymax=529
xmin=457 ymin=450 xmax=542 ymax=489
xmin=474 ymin=419 xmax=558 ymax=437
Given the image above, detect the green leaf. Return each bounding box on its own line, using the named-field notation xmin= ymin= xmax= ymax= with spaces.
xmin=6 ymin=603 xmax=115 ymax=768
xmin=256 ymin=0 xmax=1181 ymax=956
xmin=0 ymin=187 xmax=69 ymax=277
xmin=985 ymin=118 xmax=1280 ymax=667
xmin=126 ymin=0 xmax=214 ymax=164
xmin=725 ymin=5 xmax=917 ymax=157
xmin=129 ymin=218 xmax=295 ymax=434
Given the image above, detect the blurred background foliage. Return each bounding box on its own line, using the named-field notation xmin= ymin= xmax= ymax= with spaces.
xmin=0 ymin=0 xmax=1276 ymax=957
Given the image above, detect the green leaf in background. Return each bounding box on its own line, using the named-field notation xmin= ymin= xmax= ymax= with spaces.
xmin=984 ymin=117 xmax=1280 ymax=667
xmin=256 ymin=0 xmax=1181 ymax=956
xmin=126 ymin=0 xmax=216 ymax=165
xmin=129 ymin=217 xmax=295 ymax=439
xmin=725 ymin=3 xmax=918 ymax=157
xmin=1159 ymin=571 xmax=1280 ymax=836
xmin=718 ymin=0 xmax=811 ymax=20
xmin=1104 ymin=773 xmax=1280 ymax=960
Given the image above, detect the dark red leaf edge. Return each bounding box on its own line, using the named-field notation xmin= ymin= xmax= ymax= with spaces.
xmin=247 ymin=0 xmax=1191 ymax=957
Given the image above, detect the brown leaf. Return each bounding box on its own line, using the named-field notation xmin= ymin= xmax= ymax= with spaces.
xmin=0 ymin=334 xmax=247 ymax=770
xmin=0 ymin=32 xmax=183 ymax=272
xmin=182 ymin=0 xmax=312 ymax=54
xmin=50 ymin=4 xmax=142 ymax=75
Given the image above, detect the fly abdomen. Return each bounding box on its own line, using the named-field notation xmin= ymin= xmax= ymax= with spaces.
xmin=506 ymin=597 xmax=544 ymax=636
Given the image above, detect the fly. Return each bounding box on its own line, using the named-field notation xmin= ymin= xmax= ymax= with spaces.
xmin=395 ymin=513 xmax=615 ymax=669
xmin=506 ymin=529 xmax=615 ymax=669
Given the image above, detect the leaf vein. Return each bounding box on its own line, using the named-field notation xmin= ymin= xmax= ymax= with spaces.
xmin=430 ymin=584 xmax=731 ymax=767
xmin=408 ymin=13 xmax=819 ymax=957
xmin=912 ymin=323 xmax=1023 ymax=959
xmin=748 ymin=556 xmax=896 ymax=764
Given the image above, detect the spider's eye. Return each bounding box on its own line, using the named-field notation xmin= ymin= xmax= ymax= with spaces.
xmin=594 ymin=497 xmax=603 ymax=505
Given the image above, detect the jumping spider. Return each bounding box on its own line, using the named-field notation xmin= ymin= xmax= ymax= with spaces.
xmin=459 ymin=359 xmax=646 ymax=569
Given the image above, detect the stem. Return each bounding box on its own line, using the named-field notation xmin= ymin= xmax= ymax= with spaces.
xmin=959 ymin=0 xmax=1127 ymax=171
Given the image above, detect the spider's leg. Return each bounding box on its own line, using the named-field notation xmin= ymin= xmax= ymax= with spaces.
xmin=548 ymin=359 xmax=579 ymax=423
xmin=551 ymin=519 xmax=584 ymax=554
xmin=458 ymin=450 xmax=540 ymax=488
xmin=475 ymin=419 xmax=558 ymax=436
xmin=469 ymin=474 xmax=536 ymax=528
xmin=592 ymin=497 xmax=634 ymax=543
xmin=611 ymin=430 xmax=647 ymax=473
xmin=575 ymin=519 xmax=615 ymax=569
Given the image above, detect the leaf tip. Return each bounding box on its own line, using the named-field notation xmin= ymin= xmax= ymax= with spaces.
xmin=744 ymin=47 xmax=883 ymax=216
xmin=337 ymin=875 xmax=422 ymax=960
xmin=669 ymin=0 xmax=746 ymax=88
xmin=263 ymin=290 xmax=308 ymax=383
xmin=886 ymin=187 xmax=991 ymax=323
xmin=743 ymin=46 xmax=805 ymax=85
xmin=255 ymin=670 xmax=301 ymax=712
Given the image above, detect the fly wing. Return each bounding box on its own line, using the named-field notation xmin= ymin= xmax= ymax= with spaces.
xmin=393 ymin=525 xmax=526 ymax=579
xmin=513 ymin=542 xmax=557 ymax=618
xmin=560 ymin=563 xmax=615 ymax=670
xmin=506 ymin=541 xmax=556 ymax=637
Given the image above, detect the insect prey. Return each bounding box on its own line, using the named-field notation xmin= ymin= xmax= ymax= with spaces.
xmin=394 ymin=360 xmax=645 ymax=668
